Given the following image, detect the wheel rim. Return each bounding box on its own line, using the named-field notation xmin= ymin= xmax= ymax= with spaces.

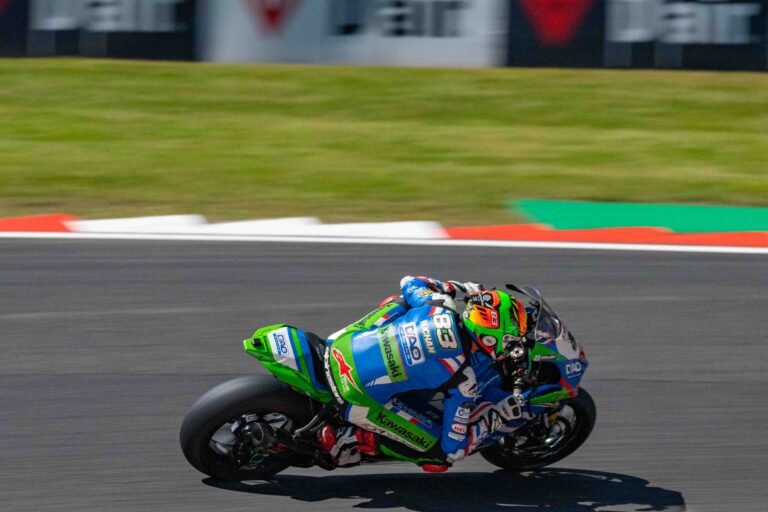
xmin=503 ymin=403 xmax=582 ymax=461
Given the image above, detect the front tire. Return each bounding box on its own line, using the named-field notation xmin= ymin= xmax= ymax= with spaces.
xmin=180 ymin=375 xmax=315 ymax=480
xmin=481 ymin=388 xmax=596 ymax=471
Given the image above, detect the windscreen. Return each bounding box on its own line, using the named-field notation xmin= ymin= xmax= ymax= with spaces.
xmin=511 ymin=285 xmax=579 ymax=359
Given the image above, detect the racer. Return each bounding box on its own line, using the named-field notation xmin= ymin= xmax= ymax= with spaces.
xmin=320 ymin=276 xmax=529 ymax=471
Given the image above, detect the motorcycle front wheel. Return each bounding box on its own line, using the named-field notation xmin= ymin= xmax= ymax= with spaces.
xmin=179 ymin=375 xmax=316 ymax=481
xmin=480 ymin=388 xmax=596 ymax=471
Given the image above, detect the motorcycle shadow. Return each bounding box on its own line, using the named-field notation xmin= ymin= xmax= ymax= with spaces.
xmin=203 ymin=467 xmax=686 ymax=512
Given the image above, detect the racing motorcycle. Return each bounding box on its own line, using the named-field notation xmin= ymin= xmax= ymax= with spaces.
xmin=180 ymin=284 xmax=595 ymax=480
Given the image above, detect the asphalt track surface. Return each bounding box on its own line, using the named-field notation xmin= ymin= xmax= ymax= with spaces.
xmin=2 ymin=239 xmax=767 ymax=512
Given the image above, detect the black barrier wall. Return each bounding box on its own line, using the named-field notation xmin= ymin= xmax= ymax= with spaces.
xmin=0 ymin=0 xmax=28 ymax=56
xmin=507 ymin=0 xmax=768 ymax=71
xmin=26 ymin=0 xmax=196 ymax=60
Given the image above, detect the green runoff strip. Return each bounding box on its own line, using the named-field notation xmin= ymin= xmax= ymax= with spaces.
xmin=511 ymin=200 xmax=768 ymax=233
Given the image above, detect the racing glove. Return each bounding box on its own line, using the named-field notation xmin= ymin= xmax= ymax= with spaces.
xmin=446 ymin=281 xmax=484 ymax=295
xmin=466 ymin=394 xmax=527 ymax=455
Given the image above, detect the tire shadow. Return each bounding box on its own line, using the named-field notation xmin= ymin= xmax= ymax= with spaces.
xmin=203 ymin=467 xmax=686 ymax=511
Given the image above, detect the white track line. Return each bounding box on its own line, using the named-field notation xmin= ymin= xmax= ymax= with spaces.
xmin=1 ymin=231 xmax=767 ymax=255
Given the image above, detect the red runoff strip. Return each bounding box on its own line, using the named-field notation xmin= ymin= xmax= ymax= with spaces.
xmin=0 ymin=214 xmax=76 ymax=232
xmin=444 ymin=224 xmax=768 ymax=248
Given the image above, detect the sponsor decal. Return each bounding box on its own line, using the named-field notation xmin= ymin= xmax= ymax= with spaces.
xmin=458 ymin=369 xmax=477 ymax=398
xmin=244 ymin=0 xmax=302 ymax=33
xmin=453 ymin=415 xmax=469 ymax=425
xmin=533 ymin=354 xmax=558 ymax=362
xmin=519 ymin=0 xmax=595 ymax=46
xmin=451 ymin=423 xmax=467 ymax=434
xmin=323 ymin=347 xmax=343 ymax=403
xmin=487 ymin=409 xmax=505 ymax=432
xmin=607 ymin=0 xmax=763 ymax=45
xmin=379 ymin=328 xmax=407 ymax=382
xmin=329 ymin=0 xmax=469 ymax=37
xmin=420 ymin=320 xmax=437 ymax=355
xmin=31 ymin=0 xmax=189 ymax=32
xmin=331 ymin=348 xmax=364 ymax=395
xmin=565 ymin=361 xmax=583 ymax=376
xmin=455 ymin=406 xmax=470 ymax=419
xmin=447 ymin=431 xmax=465 ymax=442
xmin=399 ymin=323 xmax=426 ymax=366
xmin=470 ymin=291 xmax=497 ymax=307
xmin=374 ymin=411 xmax=432 ymax=450
xmin=269 ymin=327 xmax=298 ymax=372
xmin=481 ymin=335 xmax=497 ymax=347
xmin=273 ymin=333 xmax=289 ymax=354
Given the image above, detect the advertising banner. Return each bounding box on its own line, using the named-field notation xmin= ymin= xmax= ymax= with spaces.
xmin=506 ymin=0 xmax=606 ymax=67
xmin=0 ymin=0 xmax=28 ymax=56
xmin=27 ymin=0 xmax=197 ymax=60
xmin=604 ymin=0 xmax=767 ymax=70
xmin=201 ymin=0 xmax=507 ymax=67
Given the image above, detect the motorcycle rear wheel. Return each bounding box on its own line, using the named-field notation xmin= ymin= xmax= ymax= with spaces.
xmin=480 ymin=388 xmax=596 ymax=471
xmin=179 ymin=375 xmax=316 ymax=481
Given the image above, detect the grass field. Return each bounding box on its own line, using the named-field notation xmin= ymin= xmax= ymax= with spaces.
xmin=1 ymin=58 xmax=767 ymax=224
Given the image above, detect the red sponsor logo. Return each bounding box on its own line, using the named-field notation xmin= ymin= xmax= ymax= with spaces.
xmin=519 ymin=0 xmax=594 ymax=46
xmin=244 ymin=0 xmax=301 ymax=33
xmin=332 ymin=348 xmax=364 ymax=394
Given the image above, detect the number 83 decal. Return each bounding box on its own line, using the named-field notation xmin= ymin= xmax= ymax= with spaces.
xmin=433 ymin=314 xmax=458 ymax=349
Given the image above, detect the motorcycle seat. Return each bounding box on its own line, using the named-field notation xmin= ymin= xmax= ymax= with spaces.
xmin=304 ymin=331 xmax=330 ymax=387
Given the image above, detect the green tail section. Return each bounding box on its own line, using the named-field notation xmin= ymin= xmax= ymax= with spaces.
xmin=244 ymin=324 xmax=332 ymax=403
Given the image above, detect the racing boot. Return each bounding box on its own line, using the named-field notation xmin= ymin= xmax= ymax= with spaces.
xmin=319 ymin=425 xmax=379 ymax=467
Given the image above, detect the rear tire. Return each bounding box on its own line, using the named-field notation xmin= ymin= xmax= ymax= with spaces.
xmin=481 ymin=388 xmax=596 ymax=471
xmin=180 ymin=375 xmax=316 ymax=480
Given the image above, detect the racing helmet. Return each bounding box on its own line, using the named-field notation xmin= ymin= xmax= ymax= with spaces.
xmin=462 ymin=290 xmax=528 ymax=360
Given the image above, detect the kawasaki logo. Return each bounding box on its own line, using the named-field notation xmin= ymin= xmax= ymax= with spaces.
xmin=380 ymin=328 xmax=407 ymax=382
xmin=375 ymin=412 xmax=432 ymax=450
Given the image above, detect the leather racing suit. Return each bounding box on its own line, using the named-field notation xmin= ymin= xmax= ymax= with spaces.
xmin=324 ymin=276 xmax=520 ymax=465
